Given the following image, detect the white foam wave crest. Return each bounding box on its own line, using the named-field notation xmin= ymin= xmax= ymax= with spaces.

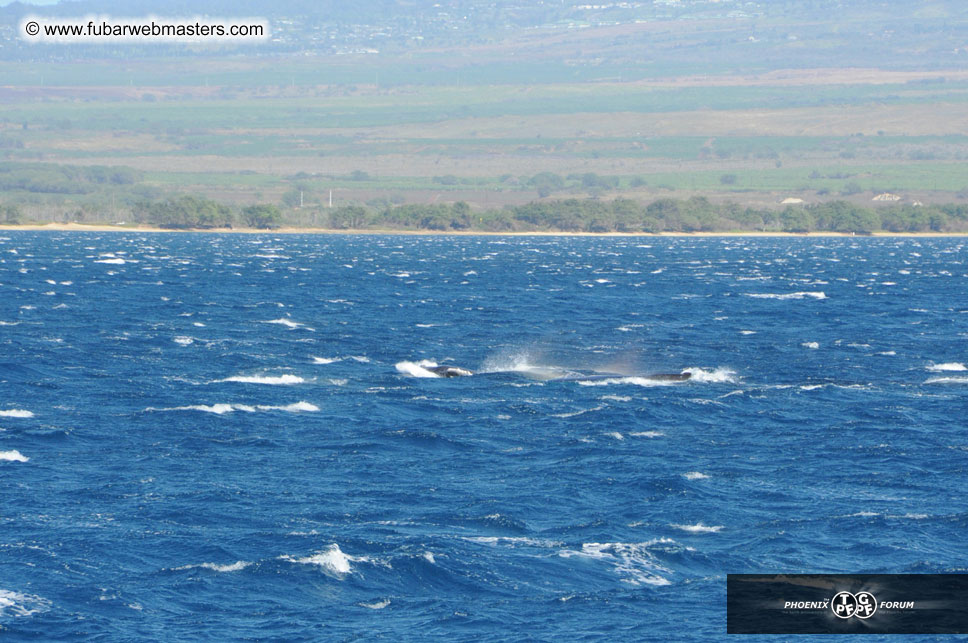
xmin=173 ymin=336 xmax=194 ymax=346
xmin=840 ymin=511 xmax=928 ymax=520
xmin=218 ymin=374 xmax=305 ymax=385
xmin=152 ymin=401 xmax=319 ymax=414
xmin=463 ymin=536 xmax=563 ymax=548
xmin=745 ymin=291 xmax=826 ymax=300
xmin=927 ymin=362 xmax=967 ymax=372
xmin=0 ymin=450 xmax=29 ymax=462
xmin=670 ymin=523 xmax=723 ymax=533
xmin=552 ymin=405 xmax=605 ymax=418
xmin=176 ymin=561 xmax=251 ymax=573
xmin=395 ymin=360 xmax=441 ymax=378
xmin=578 ymin=367 xmax=735 ymax=387
xmin=0 ymin=409 xmax=34 ymax=418
xmin=281 ymin=544 xmax=369 ymax=578
xmin=926 ymin=376 xmax=968 ymax=385
xmin=630 ymin=431 xmax=665 ymax=438
xmin=0 ymin=589 xmax=50 ymax=618
xmin=602 ymin=395 xmax=632 ymax=402
xmin=94 ymin=257 xmax=127 ymax=264
xmin=683 ymin=471 xmax=709 ymax=480
xmin=578 ymin=377 xmax=679 ymax=388
xmin=360 ymin=599 xmax=390 ymax=610
xmin=263 ymin=318 xmax=314 ymax=331
xmin=266 ymin=402 xmax=320 ymax=412
xmin=558 ymin=541 xmax=673 ymax=586
xmin=802 ymin=342 xmax=820 ymax=349
xmin=173 ymin=403 xmax=237 ymax=415
xmin=312 ymin=356 xmax=342 ymax=365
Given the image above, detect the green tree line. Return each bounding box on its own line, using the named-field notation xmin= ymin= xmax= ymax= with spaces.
xmin=132 ymin=196 xmax=282 ymax=229
xmin=4 ymin=194 xmax=968 ymax=233
xmin=327 ymin=198 xmax=968 ymax=234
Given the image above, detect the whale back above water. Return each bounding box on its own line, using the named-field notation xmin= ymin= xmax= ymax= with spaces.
xmin=425 ymin=365 xmax=475 ymax=377
xmin=555 ymin=371 xmax=693 ymax=382
xmin=423 ymin=365 xmax=692 ymax=382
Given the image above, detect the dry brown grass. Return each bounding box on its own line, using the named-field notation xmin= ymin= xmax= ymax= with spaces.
xmin=38 ymin=133 xmax=180 ymax=154
xmin=337 ymin=102 xmax=968 ymax=140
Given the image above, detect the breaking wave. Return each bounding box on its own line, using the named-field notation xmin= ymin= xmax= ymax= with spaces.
xmin=217 ymin=374 xmax=306 ymax=385
xmin=263 ymin=318 xmax=314 ymax=331
xmin=558 ymin=541 xmax=673 ymax=586
xmin=925 ymin=376 xmax=968 ymax=385
xmin=280 ymin=544 xmax=370 ymax=579
xmin=150 ymin=402 xmax=319 ymax=414
xmin=577 ymin=367 xmax=736 ymax=387
xmin=0 ymin=589 xmax=50 ymax=618
xmin=359 ymin=599 xmax=390 ymax=610
xmin=0 ymin=409 xmax=34 ymax=418
xmin=745 ymin=291 xmax=826 ymax=300
xmin=175 ymin=561 xmax=251 ymax=573
xmin=670 ymin=523 xmax=723 ymax=533
xmin=927 ymin=362 xmax=966 ymax=372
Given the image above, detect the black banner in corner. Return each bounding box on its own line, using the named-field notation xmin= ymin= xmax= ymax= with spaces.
xmin=727 ymin=574 xmax=968 ymax=634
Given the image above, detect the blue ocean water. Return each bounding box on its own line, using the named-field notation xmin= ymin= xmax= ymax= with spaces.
xmin=0 ymin=232 xmax=966 ymax=641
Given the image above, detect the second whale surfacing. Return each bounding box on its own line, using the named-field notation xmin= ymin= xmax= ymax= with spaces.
xmin=639 ymin=371 xmax=692 ymax=382
xmin=425 ymin=365 xmax=476 ymax=378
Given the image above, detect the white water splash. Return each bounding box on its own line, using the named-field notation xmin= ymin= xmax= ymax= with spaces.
xmin=217 ymin=374 xmax=306 ymax=385
xmin=927 ymin=362 xmax=966 ymax=372
xmin=0 ymin=409 xmax=34 ymax=418
xmin=558 ymin=541 xmax=673 ymax=586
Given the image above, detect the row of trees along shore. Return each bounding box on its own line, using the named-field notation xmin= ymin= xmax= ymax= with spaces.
xmin=3 ymin=195 xmax=968 ymax=233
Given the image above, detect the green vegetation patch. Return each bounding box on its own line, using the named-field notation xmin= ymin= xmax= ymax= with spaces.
xmin=0 ymin=161 xmax=143 ymax=194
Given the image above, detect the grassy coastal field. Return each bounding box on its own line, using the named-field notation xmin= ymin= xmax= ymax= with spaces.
xmin=3 ymin=6 xmax=968 ymax=227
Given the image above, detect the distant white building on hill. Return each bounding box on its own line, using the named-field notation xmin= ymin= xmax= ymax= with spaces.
xmin=872 ymin=193 xmax=902 ymax=202
xmin=780 ymin=197 xmax=805 ymax=204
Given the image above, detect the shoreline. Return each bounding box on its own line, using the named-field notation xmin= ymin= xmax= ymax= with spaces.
xmin=0 ymin=222 xmax=966 ymax=237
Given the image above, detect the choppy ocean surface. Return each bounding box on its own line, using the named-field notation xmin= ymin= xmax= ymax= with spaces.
xmin=1 ymin=232 xmax=966 ymax=641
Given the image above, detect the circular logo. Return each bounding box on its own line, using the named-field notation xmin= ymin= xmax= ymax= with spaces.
xmin=832 ymin=591 xmax=877 ymax=619
xmin=832 ymin=591 xmax=857 ymax=618
xmin=854 ymin=591 xmax=877 ymax=619
xmin=25 ymin=21 xmax=41 ymax=36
